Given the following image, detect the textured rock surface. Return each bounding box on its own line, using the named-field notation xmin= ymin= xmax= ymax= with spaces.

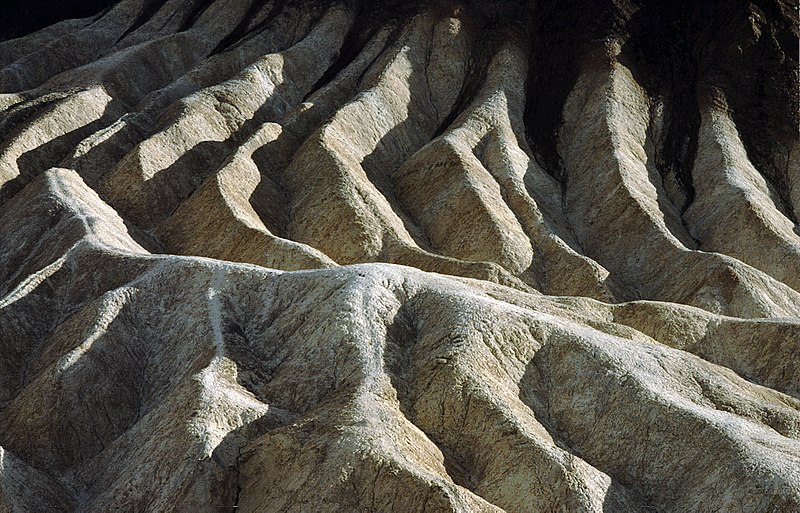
xmin=0 ymin=0 xmax=798 ymax=511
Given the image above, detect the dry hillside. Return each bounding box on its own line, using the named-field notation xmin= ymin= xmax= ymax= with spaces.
xmin=0 ymin=0 xmax=799 ymax=511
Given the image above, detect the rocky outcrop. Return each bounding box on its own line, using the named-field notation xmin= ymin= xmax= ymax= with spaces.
xmin=0 ymin=0 xmax=798 ymax=511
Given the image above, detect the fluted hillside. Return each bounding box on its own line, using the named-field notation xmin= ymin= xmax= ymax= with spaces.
xmin=0 ymin=0 xmax=798 ymax=511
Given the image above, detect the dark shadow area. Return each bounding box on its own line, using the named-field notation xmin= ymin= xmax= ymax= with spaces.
xmin=0 ymin=0 xmax=117 ymax=42
xmin=523 ymin=0 xmax=623 ymax=185
xmin=615 ymin=0 xmax=799 ymax=226
xmin=618 ymin=0 xmax=701 ymax=214
xmin=617 ymin=3 xmax=705 ymax=251
xmin=703 ymin=0 xmax=799 ymax=224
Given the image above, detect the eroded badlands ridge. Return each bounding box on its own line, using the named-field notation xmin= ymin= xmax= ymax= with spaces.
xmin=0 ymin=0 xmax=799 ymax=511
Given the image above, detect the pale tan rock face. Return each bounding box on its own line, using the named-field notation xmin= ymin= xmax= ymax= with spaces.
xmin=0 ymin=0 xmax=798 ymax=511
